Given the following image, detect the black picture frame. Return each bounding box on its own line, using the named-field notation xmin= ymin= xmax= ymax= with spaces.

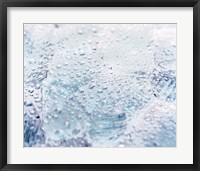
xmin=0 ymin=0 xmax=199 ymax=170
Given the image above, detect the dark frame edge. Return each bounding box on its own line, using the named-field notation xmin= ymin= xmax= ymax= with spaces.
xmin=0 ymin=0 xmax=199 ymax=7
xmin=0 ymin=0 xmax=3 ymax=169
xmin=0 ymin=164 xmax=199 ymax=171
xmin=193 ymin=1 xmax=200 ymax=170
xmin=1 ymin=0 xmax=200 ymax=171
xmin=0 ymin=0 xmax=7 ymax=170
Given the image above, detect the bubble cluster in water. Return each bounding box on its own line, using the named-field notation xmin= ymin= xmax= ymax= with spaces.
xmin=24 ymin=24 xmax=176 ymax=147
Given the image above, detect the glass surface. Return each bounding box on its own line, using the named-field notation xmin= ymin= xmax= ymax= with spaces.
xmin=24 ymin=24 xmax=176 ymax=147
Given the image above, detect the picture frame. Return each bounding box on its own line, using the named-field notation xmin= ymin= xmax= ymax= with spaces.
xmin=0 ymin=0 xmax=199 ymax=170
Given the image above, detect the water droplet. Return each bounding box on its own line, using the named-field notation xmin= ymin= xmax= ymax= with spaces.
xmin=102 ymin=86 xmax=108 ymax=90
xmin=43 ymin=119 xmax=48 ymax=124
xmin=92 ymin=46 xmax=97 ymax=50
xmin=36 ymin=84 xmax=41 ymax=89
xmin=72 ymin=128 xmax=81 ymax=135
xmin=116 ymin=90 xmax=120 ymax=93
xmin=78 ymin=30 xmax=83 ymax=35
xmin=77 ymin=114 xmax=82 ymax=119
xmin=30 ymin=110 xmax=35 ymax=115
xmin=53 ymin=114 xmax=58 ymax=118
xmin=89 ymin=84 xmax=95 ymax=89
xmin=92 ymin=28 xmax=97 ymax=33
xmin=97 ymin=89 xmax=103 ymax=93
xmin=35 ymin=98 xmax=42 ymax=103
xmin=79 ymin=88 xmax=84 ymax=93
xmin=24 ymin=101 xmax=33 ymax=107
xmin=150 ymin=135 xmax=155 ymax=139
xmin=55 ymin=130 xmax=60 ymax=135
xmin=90 ymin=95 xmax=94 ymax=99
xmin=79 ymin=50 xmax=85 ymax=56
xmin=90 ymin=70 xmax=95 ymax=74
xmin=108 ymin=66 xmax=112 ymax=70
xmin=64 ymin=62 xmax=68 ymax=66
xmin=56 ymin=64 xmax=62 ymax=69
xmin=88 ymin=39 xmax=92 ymax=44
xmin=28 ymin=88 xmax=34 ymax=93
xmin=76 ymin=73 xmax=81 ymax=78
xmin=80 ymin=61 xmax=85 ymax=65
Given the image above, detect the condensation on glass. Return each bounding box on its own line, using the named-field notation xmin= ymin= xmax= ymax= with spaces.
xmin=24 ymin=24 xmax=176 ymax=147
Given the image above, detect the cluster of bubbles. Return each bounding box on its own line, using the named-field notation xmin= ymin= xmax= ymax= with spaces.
xmin=24 ymin=24 xmax=176 ymax=147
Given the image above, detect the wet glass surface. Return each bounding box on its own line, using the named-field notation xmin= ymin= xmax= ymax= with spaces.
xmin=24 ymin=24 xmax=176 ymax=147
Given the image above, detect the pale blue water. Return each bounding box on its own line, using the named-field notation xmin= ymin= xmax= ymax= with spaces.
xmin=24 ymin=24 xmax=176 ymax=147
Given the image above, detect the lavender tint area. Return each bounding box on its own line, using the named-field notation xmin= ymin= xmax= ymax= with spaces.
xmin=24 ymin=24 xmax=176 ymax=147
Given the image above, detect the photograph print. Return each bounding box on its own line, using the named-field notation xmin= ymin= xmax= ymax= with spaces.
xmin=24 ymin=24 xmax=176 ymax=147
